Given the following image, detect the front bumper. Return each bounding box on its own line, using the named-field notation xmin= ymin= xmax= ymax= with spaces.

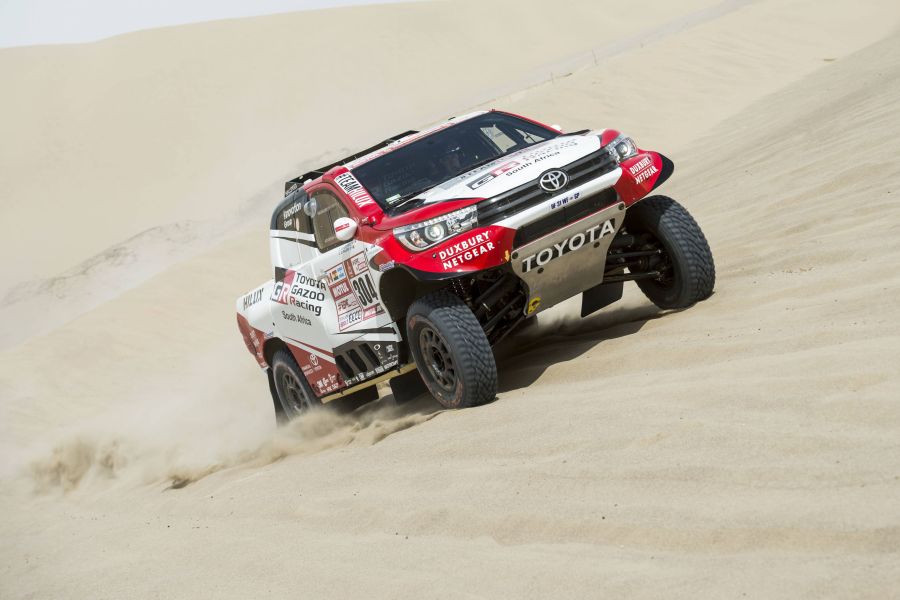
xmin=510 ymin=200 xmax=626 ymax=315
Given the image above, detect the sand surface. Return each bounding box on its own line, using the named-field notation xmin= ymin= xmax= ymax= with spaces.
xmin=2 ymin=0 xmax=900 ymax=598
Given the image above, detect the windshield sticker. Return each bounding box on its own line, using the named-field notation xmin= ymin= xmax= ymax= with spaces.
xmin=334 ymin=172 xmax=376 ymax=209
xmin=466 ymin=161 xmax=521 ymax=190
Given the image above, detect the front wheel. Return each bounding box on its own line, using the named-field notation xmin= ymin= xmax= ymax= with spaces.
xmin=406 ymin=290 xmax=497 ymax=409
xmin=271 ymin=349 xmax=321 ymax=422
xmin=626 ymin=195 xmax=715 ymax=309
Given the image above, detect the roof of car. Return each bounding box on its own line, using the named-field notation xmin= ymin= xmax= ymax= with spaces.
xmin=284 ymin=111 xmax=488 ymax=194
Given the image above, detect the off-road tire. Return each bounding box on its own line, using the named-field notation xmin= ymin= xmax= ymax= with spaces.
xmin=406 ymin=290 xmax=497 ymax=409
xmin=271 ymin=349 xmax=321 ymax=422
xmin=389 ymin=369 xmax=430 ymax=404
xmin=627 ymin=195 xmax=715 ymax=309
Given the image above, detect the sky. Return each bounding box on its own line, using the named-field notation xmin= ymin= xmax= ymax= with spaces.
xmin=0 ymin=0 xmax=416 ymax=48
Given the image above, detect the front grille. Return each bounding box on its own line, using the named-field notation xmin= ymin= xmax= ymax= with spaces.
xmin=476 ymin=148 xmax=617 ymax=225
xmin=513 ymin=188 xmax=618 ymax=247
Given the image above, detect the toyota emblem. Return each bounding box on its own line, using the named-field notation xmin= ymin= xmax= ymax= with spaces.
xmin=539 ymin=169 xmax=568 ymax=193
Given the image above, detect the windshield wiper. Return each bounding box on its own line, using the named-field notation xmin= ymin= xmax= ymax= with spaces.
xmin=389 ymin=185 xmax=434 ymax=211
xmin=387 ymin=153 xmax=512 ymax=212
xmin=446 ymin=155 xmax=506 ymax=182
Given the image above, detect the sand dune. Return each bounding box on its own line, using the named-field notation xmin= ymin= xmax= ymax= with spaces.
xmin=0 ymin=0 xmax=719 ymax=348
xmin=2 ymin=0 xmax=900 ymax=598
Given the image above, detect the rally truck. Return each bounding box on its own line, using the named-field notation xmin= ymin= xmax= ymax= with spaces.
xmin=236 ymin=110 xmax=715 ymax=421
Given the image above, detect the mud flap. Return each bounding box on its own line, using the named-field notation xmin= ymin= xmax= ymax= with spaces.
xmin=581 ymin=281 xmax=623 ymax=318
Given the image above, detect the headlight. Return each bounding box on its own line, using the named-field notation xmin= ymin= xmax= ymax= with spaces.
xmin=606 ymin=134 xmax=638 ymax=163
xmin=394 ymin=205 xmax=478 ymax=251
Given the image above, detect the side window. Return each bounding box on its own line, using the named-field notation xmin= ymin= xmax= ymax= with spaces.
xmin=311 ymin=189 xmax=350 ymax=253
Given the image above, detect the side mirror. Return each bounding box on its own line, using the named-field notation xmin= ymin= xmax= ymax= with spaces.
xmin=333 ymin=217 xmax=357 ymax=241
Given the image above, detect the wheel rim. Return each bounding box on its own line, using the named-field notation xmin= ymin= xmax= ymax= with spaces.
xmin=418 ymin=325 xmax=456 ymax=392
xmin=280 ymin=370 xmax=313 ymax=413
xmin=648 ymin=238 xmax=676 ymax=288
xmin=631 ymin=230 xmax=676 ymax=289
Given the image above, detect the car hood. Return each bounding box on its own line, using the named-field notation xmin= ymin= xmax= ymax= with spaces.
xmin=417 ymin=132 xmax=604 ymax=203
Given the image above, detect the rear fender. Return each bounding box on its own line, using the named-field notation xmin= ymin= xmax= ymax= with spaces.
xmin=236 ymin=280 xmax=276 ymax=368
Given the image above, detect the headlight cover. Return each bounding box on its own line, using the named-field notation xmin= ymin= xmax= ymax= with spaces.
xmin=394 ymin=205 xmax=478 ymax=251
xmin=606 ymin=134 xmax=638 ymax=163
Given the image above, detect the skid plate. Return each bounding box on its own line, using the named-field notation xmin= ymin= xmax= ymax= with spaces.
xmin=511 ymin=202 xmax=626 ymax=315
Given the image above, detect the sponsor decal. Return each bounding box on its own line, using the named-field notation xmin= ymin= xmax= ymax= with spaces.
xmin=282 ymin=201 xmax=304 ymax=220
xmin=634 ymin=165 xmax=659 ymax=184
xmin=285 ymin=183 xmax=299 ymax=196
xmin=466 ymin=161 xmax=521 ymax=190
xmin=459 ymin=139 xmax=580 ymax=188
xmin=521 ymin=219 xmax=617 ymax=273
xmin=326 ymin=251 xmax=384 ymax=331
xmin=379 ymin=260 xmax=395 ymax=272
xmin=550 ymin=191 xmax=580 ymax=210
xmin=527 ymin=297 xmax=541 ymax=314
xmin=327 ymin=264 xmax=346 ymax=284
xmin=350 ymin=253 xmax=367 ymax=275
xmin=271 ymin=271 xmax=326 ymax=316
xmin=293 ymin=343 xmax=342 ymax=395
xmin=628 ymin=157 xmax=652 ymax=175
xmin=438 ymin=231 xmax=496 ymax=270
xmin=241 ymin=287 xmax=265 ymax=311
xmin=628 ymin=156 xmax=659 ymax=184
xmin=315 ymin=373 xmax=341 ymax=394
xmin=280 ymin=310 xmax=312 ymax=326
xmin=334 ymin=340 xmax=401 ymax=388
xmin=334 ymin=172 xmax=376 ymax=208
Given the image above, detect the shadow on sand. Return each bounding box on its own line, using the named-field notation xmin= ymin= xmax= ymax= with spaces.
xmin=494 ymin=304 xmax=671 ymax=394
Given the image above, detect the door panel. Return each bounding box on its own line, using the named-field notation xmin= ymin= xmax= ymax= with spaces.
xmin=271 ymin=184 xmax=402 ymax=398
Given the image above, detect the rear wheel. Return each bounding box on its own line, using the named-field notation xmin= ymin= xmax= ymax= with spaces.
xmin=626 ymin=195 xmax=715 ymax=309
xmin=271 ymin=349 xmax=321 ymax=422
xmin=406 ymin=290 xmax=497 ymax=409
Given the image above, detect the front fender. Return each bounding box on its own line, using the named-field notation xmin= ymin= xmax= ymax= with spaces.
xmin=615 ymin=151 xmax=675 ymax=205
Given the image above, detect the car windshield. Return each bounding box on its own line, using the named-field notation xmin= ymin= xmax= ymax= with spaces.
xmin=351 ymin=112 xmax=559 ymax=212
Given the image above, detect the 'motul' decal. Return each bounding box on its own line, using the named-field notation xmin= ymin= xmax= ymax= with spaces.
xmin=522 ymin=219 xmax=616 ymax=272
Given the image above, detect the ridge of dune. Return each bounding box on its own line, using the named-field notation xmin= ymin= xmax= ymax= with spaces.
xmin=2 ymin=0 xmax=900 ymax=598
xmin=1 ymin=0 xmax=730 ymax=349
xmin=0 ymin=0 xmax=716 ymax=284
xmin=3 ymin=0 xmax=897 ymax=351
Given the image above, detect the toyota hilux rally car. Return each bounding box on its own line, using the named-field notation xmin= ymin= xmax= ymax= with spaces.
xmin=236 ymin=110 xmax=715 ymax=421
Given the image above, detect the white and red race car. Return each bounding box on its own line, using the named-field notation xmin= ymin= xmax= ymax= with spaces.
xmin=236 ymin=110 xmax=715 ymax=420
